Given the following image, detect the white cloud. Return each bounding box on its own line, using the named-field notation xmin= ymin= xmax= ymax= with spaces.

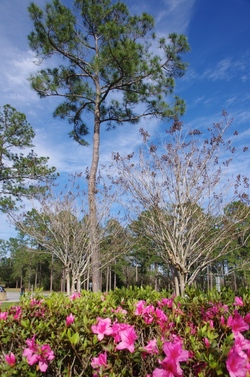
xmin=202 ymin=56 xmax=250 ymax=82
xmin=157 ymin=0 xmax=197 ymax=34
xmin=0 ymin=48 xmax=40 ymax=108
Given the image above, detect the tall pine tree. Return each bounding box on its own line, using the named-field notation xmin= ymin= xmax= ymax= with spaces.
xmin=28 ymin=0 xmax=189 ymax=291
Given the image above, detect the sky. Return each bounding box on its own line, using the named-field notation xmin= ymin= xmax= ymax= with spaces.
xmin=0 ymin=0 xmax=250 ymax=240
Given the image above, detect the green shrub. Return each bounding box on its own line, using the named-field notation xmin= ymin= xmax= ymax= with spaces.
xmin=0 ymin=288 xmax=249 ymax=376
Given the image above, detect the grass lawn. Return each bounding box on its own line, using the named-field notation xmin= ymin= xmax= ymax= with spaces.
xmin=0 ymin=302 xmax=19 ymax=310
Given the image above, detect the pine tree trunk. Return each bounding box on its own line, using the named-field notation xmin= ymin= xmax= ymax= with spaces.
xmin=88 ymin=102 xmax=101 ymax=292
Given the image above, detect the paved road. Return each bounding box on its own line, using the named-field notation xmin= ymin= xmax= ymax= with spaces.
xmin=1 ymin=292 xmax=50 ymax=303
xmin=3 ymin=292 xmax=20 ymax=302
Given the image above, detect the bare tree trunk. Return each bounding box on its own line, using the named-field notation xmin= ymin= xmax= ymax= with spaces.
xmin=61 ymin=267 xmax=65 ymax=292
xmin=179 ymin=272 xmax=185 ymax=297
xmin=109 ymin=267 xmax=112 ymax=291
xmin=65 ymin=269 xmax=71 ymax=296
xmin=71 ymin=272 xmax=77 ymax=294
xmin=87 ymin=267 xmax=90 ymax=290
xmin=106 ymin=266 xmax=109 ymax=292
xmin=76 ymin=275 xmax=81 ymax=292
xmin=174 ymin=275 xmax=180 ymax=296
xmin=50 ymin=254 xmax=54 ymax=292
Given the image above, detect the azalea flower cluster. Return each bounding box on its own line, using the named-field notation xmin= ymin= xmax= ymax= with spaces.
xmin=89 ymin=295 xmax=250 ymax=377
xmin=1 ymin=290 xmax=250 ymax=376
xmin=225 ymin=304 xmax=250 ymax=377
xmin=90 ymin=298 xmax=190 ymax=377
xmin=0 ymin=305 xmax=23 ymax=322
xmin=91 ymin=317 xmax=137 ymax=352
xmin=23 ymin=336 xmax=55 ymax=372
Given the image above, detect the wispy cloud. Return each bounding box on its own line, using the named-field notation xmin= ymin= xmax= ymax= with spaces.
xmin=202 ymin=56 xmax=250 ymax=82
xmin=0 ymin=49 xmax=38 ymax=105
xmin=157 ymin=0 xmax=197 ymax=34
xmin=129 ymin=0 xmax=197 ymax=35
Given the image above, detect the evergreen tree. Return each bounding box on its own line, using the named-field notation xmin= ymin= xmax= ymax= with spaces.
xmin=0 ymin=104 xmax=57 ymax=213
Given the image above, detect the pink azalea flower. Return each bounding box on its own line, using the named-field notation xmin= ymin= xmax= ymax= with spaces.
xmin=220 ymin=315 xmax=225 ymax=326
xmin=134 ymin=300 xmax=146 ymax=315
xmin=154 ymin=340 xmax=189 ymax=377
xmin=234 ymin=332 xmax=250 ymax=358
xmin=70 ymin=292 xmax=81 ymax=300
xmin=160 ymin=297 xmax=175 ymax=308
xmin=227 ymin=311 xmax=249 ymax=333
xmin=91 ymin=351 xmax=108 ymax=370
xmin=152 ymin=368 xmax=170 ymax=377
xmin=111 ymin=321 xmax=124 ymax=342
xmin=244 ymin=313 xmax=250 ymax=324
xmin=30 ymin=298 xmax=44 ymax=306
xmin=202 ymin=302 xmax=228 ymax=321
xmin=155 ymin=308 xmax=168 ymax=325
xmin=143 ymin=339 xmax=159 ymax=355
xmin=91 ymin=317 xmax=113 ymax=341
xmin=23 ymin=336 xmax=55 ymax=372
xmin=112 ymin=306 xmax=127 ymax=315
xmin=233 ymin=297 xmax=244 ymax=307
xmin=5 ymin=352 xmax=16 ymax=367
xmin=66 ymin=313 xmax=75 ymax=327
xmin=226 ymin=347 xmax=248 ymax=377
xmin=116 ymin=324 xmax=137 ymax=353
xmin=0 ymin=311 xmax=8 ymax=320
xmin=188 ymin=322 xmax=196 ymax=335
xmin=143 ymin=304 xmax=155 ymax=324
xmin=10 ymin=305 xmax=22 ymax=321
xmin=204 ymin=338 xmax=210 ymax=348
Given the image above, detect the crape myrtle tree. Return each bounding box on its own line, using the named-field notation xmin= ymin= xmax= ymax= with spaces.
xmin=27 ymin=0 xmax=189 ymax=291
xmin=0 ymin=104 xmax=57 ymax=213
xmin=14 ymin=189 xmax=91 ymax=295
xmin=113 ymin=114 xmax=250 ymax=296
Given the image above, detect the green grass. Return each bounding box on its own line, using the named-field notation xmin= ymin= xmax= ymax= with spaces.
xmin=0 ymin=302 xmax=19 ymax=310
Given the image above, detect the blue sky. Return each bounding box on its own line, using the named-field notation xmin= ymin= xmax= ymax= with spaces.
xmin=0 ymin=0 xmax=250 ymax=240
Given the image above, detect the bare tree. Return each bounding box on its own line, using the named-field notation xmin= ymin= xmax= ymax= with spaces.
xmin=113 ymin=114 xmax=250 ymax=296
xmin=12 ymin=174 xmax=131 ymax=293
xmin=12 ymin=187 xmax=91 ymax=295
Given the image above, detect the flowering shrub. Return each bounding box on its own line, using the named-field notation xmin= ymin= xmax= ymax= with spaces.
xmin=0 ymin=287 xmax=250 ymax=376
